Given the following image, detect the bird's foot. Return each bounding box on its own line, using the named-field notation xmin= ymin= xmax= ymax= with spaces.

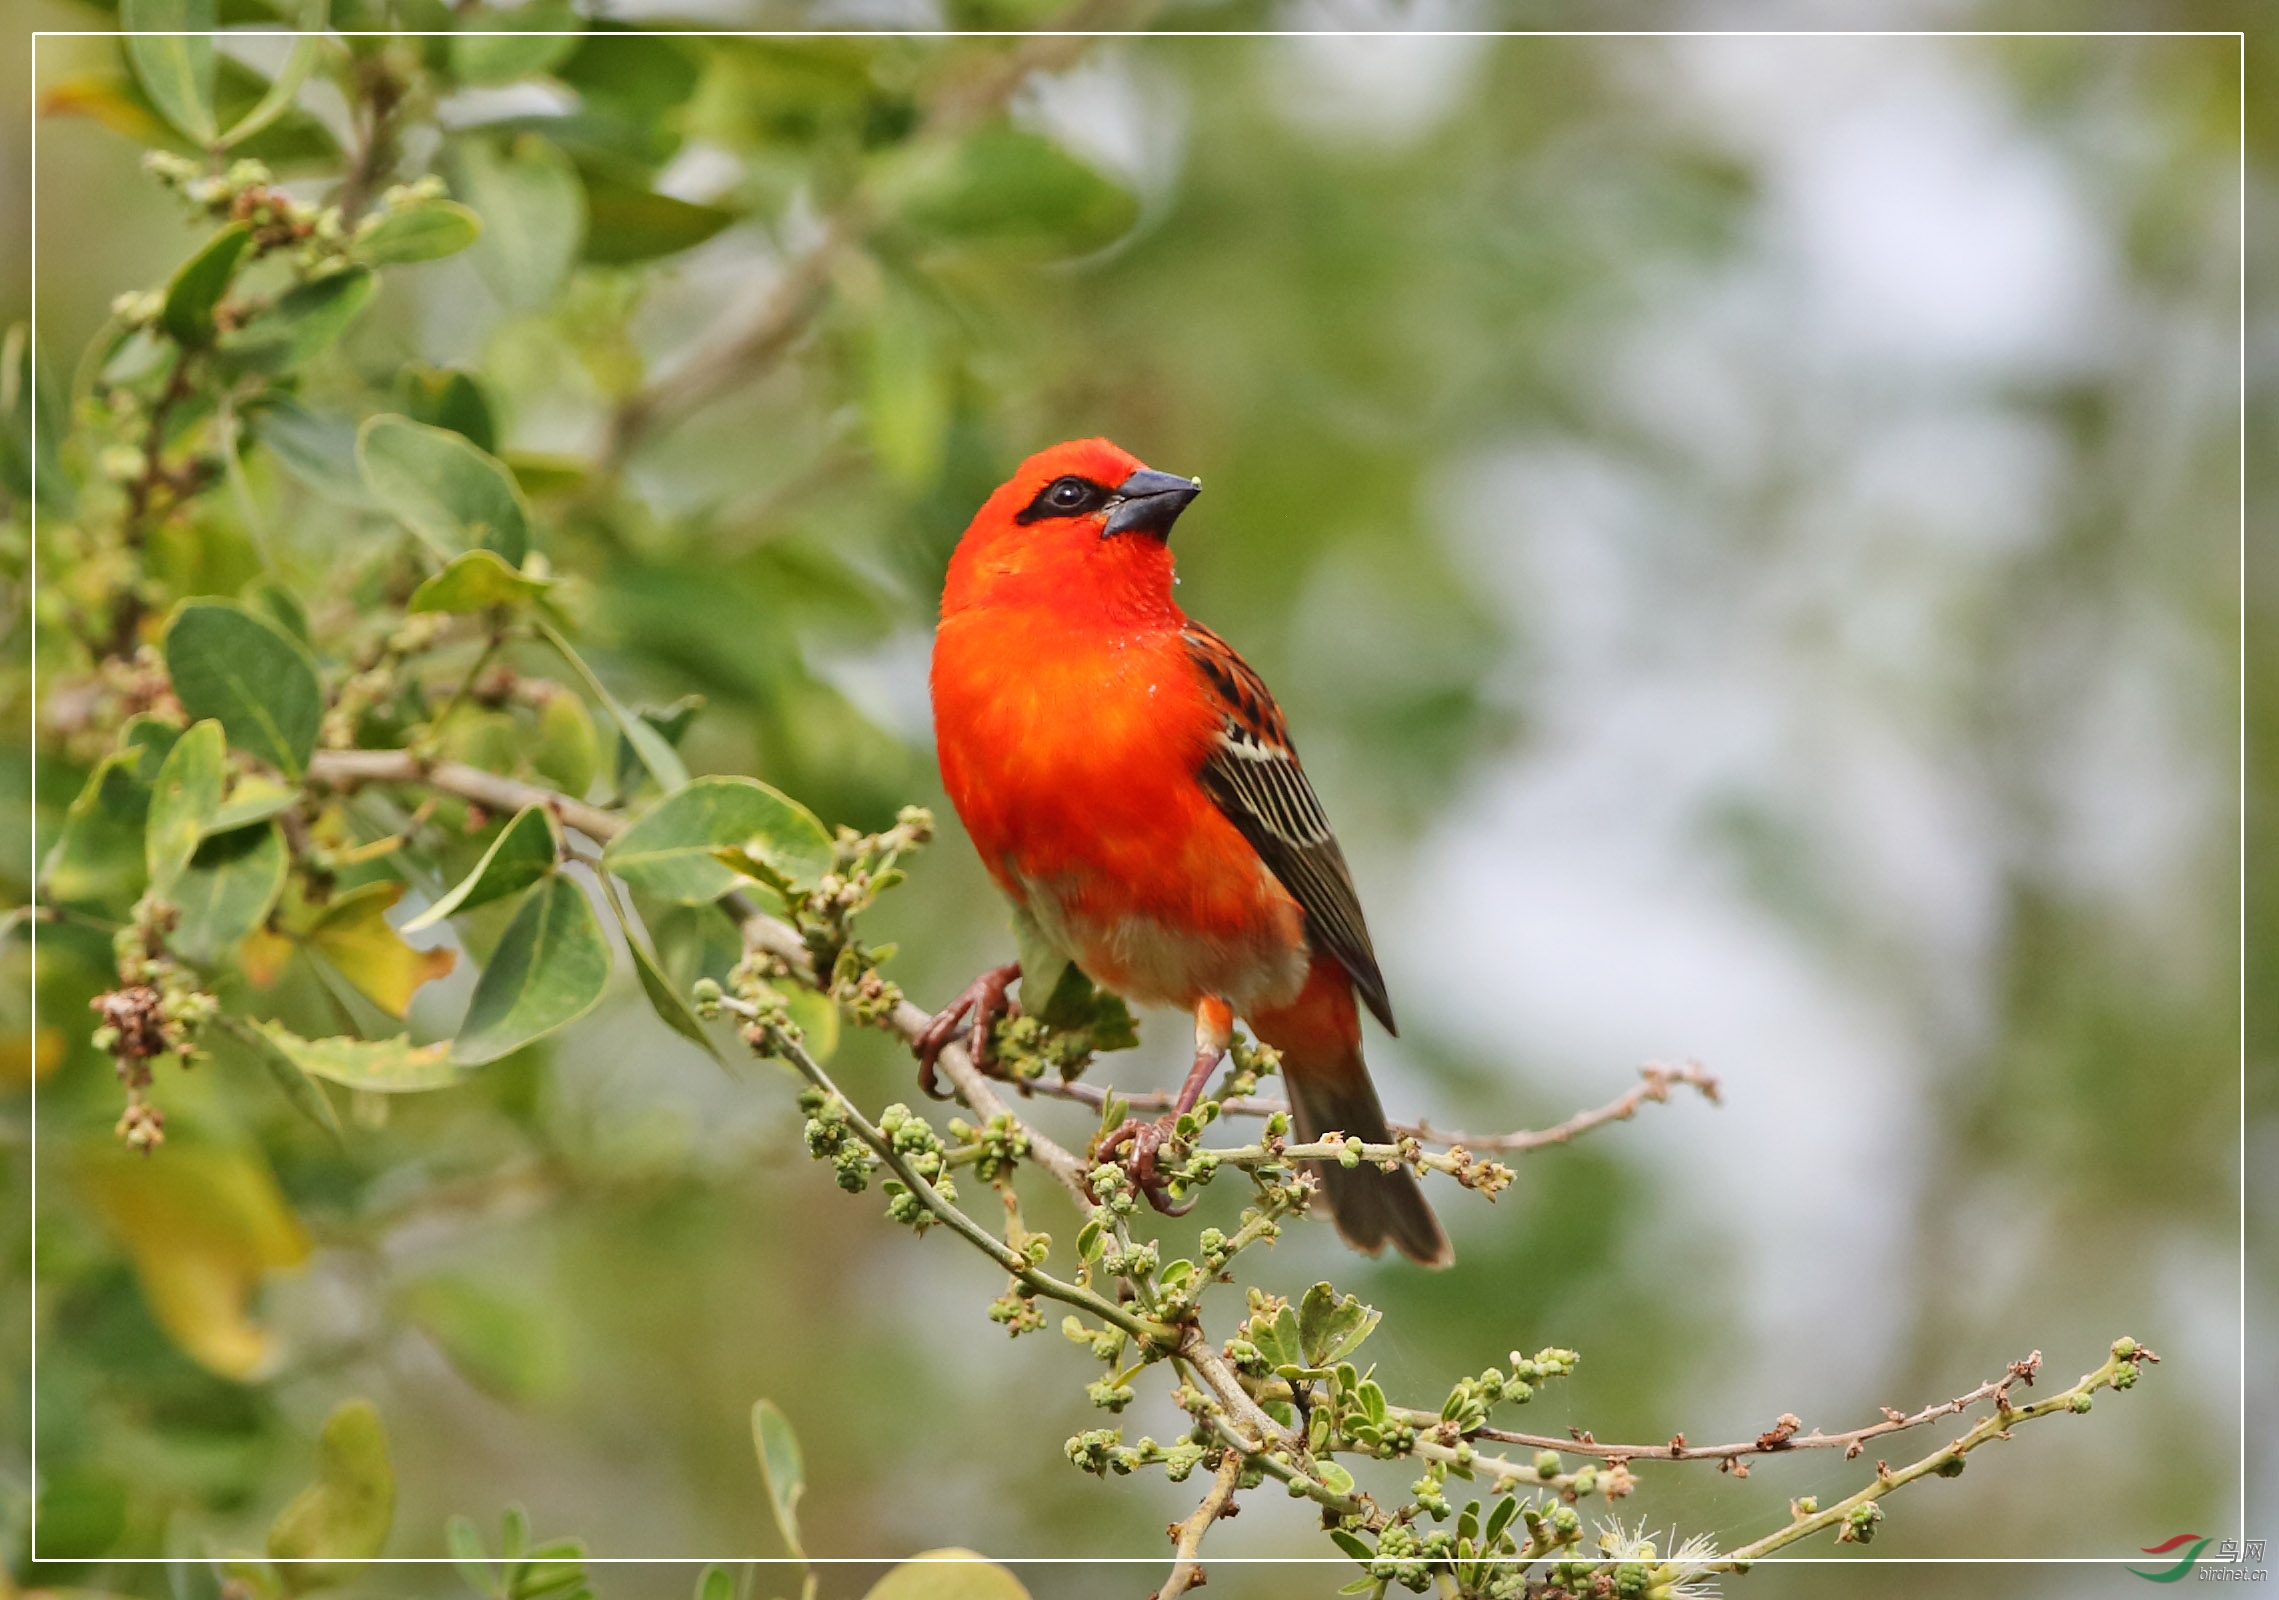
xmin=1092 ymin=1115 xmax=1198 ymax=1216
xmin=913 ymin=961 xmax=1021 ymax=1100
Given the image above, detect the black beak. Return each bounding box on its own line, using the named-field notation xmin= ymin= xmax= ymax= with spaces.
xmin=1103 ymin=468 xmax=1201 ymax=539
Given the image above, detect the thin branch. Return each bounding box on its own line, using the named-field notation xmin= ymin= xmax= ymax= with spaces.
xmin=1016 ymin=1060 xmax=1721 ymax=1154
xmin=1404 ymin=1350 xmax=2059 ymax=1469
xmin=1153 ymin=1449 xmax=1244 ymax=1600
xmin=1710 ymin=1342 xmax=2155 ymax=1569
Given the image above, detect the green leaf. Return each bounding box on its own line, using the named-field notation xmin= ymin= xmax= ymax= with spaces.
xmin=539 ymin=621 xmax=687 ymax=793
xmin=611 ymin=693 xmax=703 ymax=798
xmin=122 ymin=0 xmax=217 ymax=144
xmin=251 ymin=1019 xmax=461 ymax=1091
xmin=451 ymin=0 xmax=582 ymax=86
xmin=145 ymin=717 xmax=225 ymax=893
xmin=860 ymin=1554 xmax=1031 ymax=1600
xmin=247 ymin=397 xmax=371 ymax=504
xmin=164 ymin=599 xmax=321 ymax=778
xmin=601 ymin=882 xmax=723 ymax=1063
xmin=1329 ymin=1529 xmax=1375 ymax=1563
xmin=446 ymin=1515 xmax=491 ymax=1591
xmin=217 ymin=1014 xmax=344 ymax=1138
xmin=357 ymin=414 xmax=532 ymax=565
xmin=751 ymin=1400 xmax=804 ymax=1560
xmin=1317 ymin=1460 xmax=1357 ymax=1496
xmin=863 ymin=284 xmax=947 ymax=488
xmin=3 ymin=321 xmax=74 ymax=516
xmin=1297 ymin=1282 xmax=1381 ymax=1367
xmin=408 ymin=549 xmax=553 ymax=615
xmin=1482 ymin=1494 xmax=1519 ymax=1548
xmin=119 ymin=714 xmax=182 ymax=781
xmin=399 ymin=1274 xmax=567 ymax=1403
xmin=404 ymin=805 xmax=558 ymax=931
xmin=217 ymin=266 xmax=375 ymax=374
xmin=693 ymin=1568 xmax=733 ymax=1600
xmin=161 ymin=225 xmax=252 ymax=347
xmin=356 ymin=200 xmax=483 ymax=264
xmin=453 ymin=875 xmax=610 ymax=1064
xmin=267 ymin=1398 xmax=394 ymax=1589
xmin=602 ymin=776 xmax=832 ymax=905
xmin=207 ymin=774 xmax=299 ymax=833
xmin=881 ymin=126 xmax=1137 ymax=255
xmin=531 ymin=693 xmax=599 ymax=798
xmin=217 ymin=0 xmax=326 ymax=149
xmin=42 ymin=755 xmax=153 ymax=910
xmin=394 ymin=364 xmax=496 ymax=451
xmin=577 ymin=166 xmax=734 ymax=265
xmin=172 ymin=822 xmax=287 ymax=964
xmin=456 ymin=132 xmax=586 ymax=310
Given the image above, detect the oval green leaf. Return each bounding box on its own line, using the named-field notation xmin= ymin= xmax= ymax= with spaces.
xmin=164 ymin=600 xmax=322 ymax=778
xmin=217 ymin=1 xmax=325 ymax=150
xmin=356 ymin=200 xmax=483 ymax=265
xmin=161 ymin=225 xmax=252 ymax=347
xmin=121 ymin=0 xmax=217 ymax=143
xmin=171 ymin=820 xmax=287 ymax=964
xmin=450 ymin=0 xmax=582 ymax=86
xmin=358 ymin=414 xmax=532 ymax=566
xmin=267 ymin=1399 xmax=395 ymax=1589
xmin=456 ymin=132 xmax=585 ymax=310
xmin=751 ymin=1400 xmax=804 ymax=1560
xmin=145 ymin=717 xmax=225 ymax=893
xmin=600 ymin=883 xmax=723 ymax=1064
xmin=404 ymin=805 xmax=558 ymax=931
xmin=531 ymin=692 xmax=599 ymax=798
xmin=601 ymin=776 xmax=832 ymax=905
xmin=408 ymin=548 xmax=552 ymax=615
xmin=217 ymin=266 xmax=375 ymax=375
xmin=41 ymin=754 xmax=152 ymax=911
xmin=452 ymin=874 xmax=610 ymax=1064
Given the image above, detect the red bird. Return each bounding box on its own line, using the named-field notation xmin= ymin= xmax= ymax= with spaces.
xmin=923 ymin=438 xmax=1450 ymax=1266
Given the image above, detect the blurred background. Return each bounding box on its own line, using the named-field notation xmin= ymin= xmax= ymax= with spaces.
xmin=5 ymin=8 xmax=2264 ymax=1598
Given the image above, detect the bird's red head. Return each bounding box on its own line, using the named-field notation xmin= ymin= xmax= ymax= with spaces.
xmin=942 ymin=438 xmax=1202 ymax=624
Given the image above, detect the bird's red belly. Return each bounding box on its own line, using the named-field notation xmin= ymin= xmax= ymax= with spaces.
xmin=932 ymin=617 xmax=1309 ymax=1014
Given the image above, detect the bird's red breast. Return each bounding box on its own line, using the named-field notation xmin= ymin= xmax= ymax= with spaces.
xmin=933 ymin=439 xmax=1312 ymax=1015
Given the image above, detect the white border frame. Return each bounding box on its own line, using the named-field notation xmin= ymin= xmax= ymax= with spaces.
xmin=23 ymin=20 xmax=2253 ymax=1573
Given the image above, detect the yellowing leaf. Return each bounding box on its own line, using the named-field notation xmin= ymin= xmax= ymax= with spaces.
xmin=76 ymin=1140 xmax=310 ymax=1380
xmin=252 ymin=1021 xmax=460 ymax=1092
xmin=240 ymin=923 xmax=296 ymax=988
xmin=861 ymin=1552 xmax=1032 ymax=1600
xmin=307 ymin=881 xmax=455 ymax=1017
xmin=268 ymin=1398 xmax=395 ymax=1589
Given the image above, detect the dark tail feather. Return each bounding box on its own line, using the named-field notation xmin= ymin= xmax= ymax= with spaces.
xmin=1284 ymin=1067 xmax=1453 ymax=1268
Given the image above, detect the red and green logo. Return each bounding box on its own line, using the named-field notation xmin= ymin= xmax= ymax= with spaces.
xmin=2131 ymin=1534 xmax=2212 ymax=1582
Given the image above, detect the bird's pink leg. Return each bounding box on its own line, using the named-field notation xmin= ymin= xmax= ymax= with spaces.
xmin=1096 ymin=998 xmax=1234 ymax=1213
xmin=913 ymin=961 xmax=1020 ymax=1100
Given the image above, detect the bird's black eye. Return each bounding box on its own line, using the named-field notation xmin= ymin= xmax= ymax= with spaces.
xmin=1017 ymin=476 xmax=1106 ymax=523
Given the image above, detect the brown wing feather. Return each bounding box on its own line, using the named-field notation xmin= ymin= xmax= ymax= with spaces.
xmin=1182 ymin=623 xmax=1396 ymax=1035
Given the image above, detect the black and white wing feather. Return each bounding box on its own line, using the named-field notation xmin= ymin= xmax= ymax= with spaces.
xmin=1183 ymin=623 xmax=1396 ymax=1034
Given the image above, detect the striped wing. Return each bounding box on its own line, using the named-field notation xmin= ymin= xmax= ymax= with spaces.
xmin=1182 ymin=623 xmax=1396 ymax=1034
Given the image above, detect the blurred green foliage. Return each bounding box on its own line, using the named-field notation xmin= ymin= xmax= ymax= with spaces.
xmin=0 ymin=10 xmax=2254 ymax=1600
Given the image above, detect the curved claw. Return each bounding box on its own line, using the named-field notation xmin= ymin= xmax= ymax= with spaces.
xmin=914 ymin=961 xmax=1021 ymax=1100
xmin=1092 ymin=1115 xmax=1197 ymax=1216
